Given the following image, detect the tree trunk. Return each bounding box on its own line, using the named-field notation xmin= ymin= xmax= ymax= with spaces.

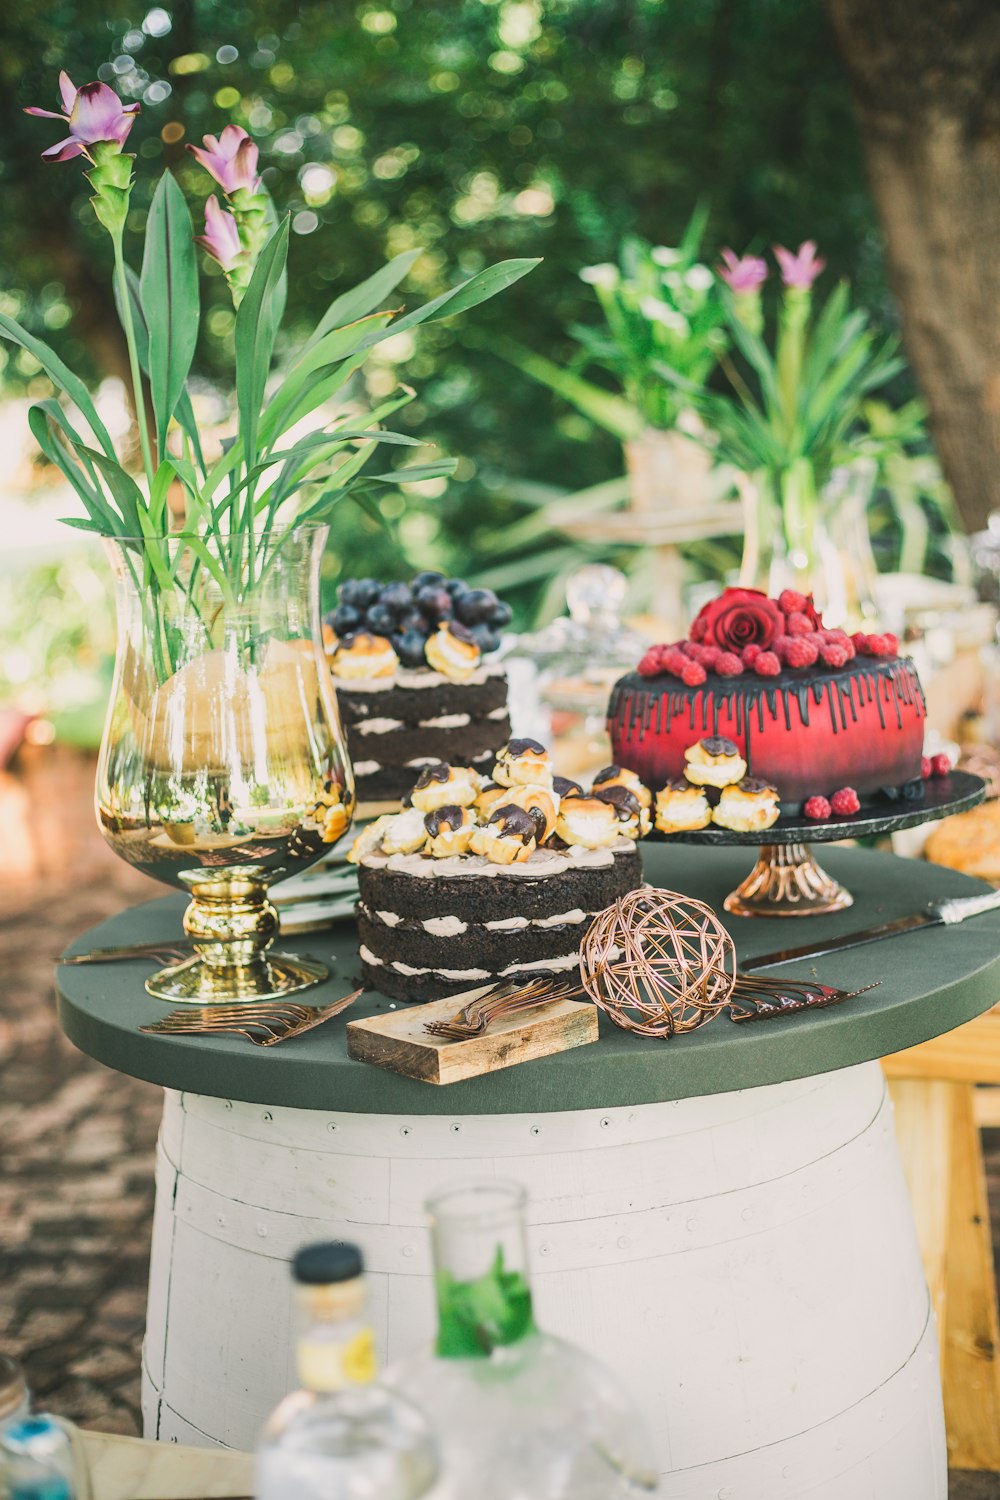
xmin=825 ymin=0 xmax=1000 ymax=533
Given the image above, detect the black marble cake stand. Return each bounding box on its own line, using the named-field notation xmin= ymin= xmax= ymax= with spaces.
xmin=652 ymin=770 xmax=986 ymax=917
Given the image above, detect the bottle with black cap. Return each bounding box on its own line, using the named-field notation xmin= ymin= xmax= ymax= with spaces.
xmin=255 ymin=1241 xmax=439 ymax=1500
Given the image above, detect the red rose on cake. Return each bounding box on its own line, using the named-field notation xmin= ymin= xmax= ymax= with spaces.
xmin=692 ymin=588 xmax=785 ymax=654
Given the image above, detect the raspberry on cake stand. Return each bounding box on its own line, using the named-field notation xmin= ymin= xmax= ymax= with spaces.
xmin=656 ymin=770 xmax=985 ymax=917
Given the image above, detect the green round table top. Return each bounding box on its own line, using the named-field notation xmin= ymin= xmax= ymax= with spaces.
xmin=56 ymin=843 xmax=1000 ymax=1116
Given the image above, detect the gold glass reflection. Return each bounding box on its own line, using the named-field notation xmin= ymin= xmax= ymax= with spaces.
xmin=96 ymin=524 xmax=353 ymax=1003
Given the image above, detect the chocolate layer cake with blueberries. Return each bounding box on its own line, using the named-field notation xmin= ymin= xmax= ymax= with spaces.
xmin=347 ymin=744 xmax=648 ymax=1002
xmin=325 ymin=572 xmax=513 ymax=808
xmin=608 ymin=586 xmax=927 ymax=817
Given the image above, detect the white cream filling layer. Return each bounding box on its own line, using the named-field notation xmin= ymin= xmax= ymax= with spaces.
xmin=354 ymin=717 xmax=404 ymax=735
xmin=358 ymin=944 xmax=587 ymax=981
xmin=364 ymin=840 xmax=634 ymax=880
xmin=337 ymin=662 xmax=505 ymax=694
xmin=353 ymin=760 xmax=381 ymax=776
xmin=362 ymin=907 xmax=591 ymax=935
xmin=417 ymin=713 xmax=471 ymax=729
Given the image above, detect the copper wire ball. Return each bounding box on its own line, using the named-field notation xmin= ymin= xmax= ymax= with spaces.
xmin=580 ymin=886 xmax=736 ymax=1038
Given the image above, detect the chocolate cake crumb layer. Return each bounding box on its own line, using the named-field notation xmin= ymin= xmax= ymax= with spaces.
xmin=357 ymin=849 xmax=642 ymax=924
xmin=357 ymin=911 xmax=592 ymax=971
xmin=356 ymin=846 xmax=643 ymax=1002
xmin=360 ymin=963 xmax=585 ymax=1004
xmin=337 ymin=673 xmax=508 ymax=724
xmin=345 ymin=720 xmax=510 ymax=772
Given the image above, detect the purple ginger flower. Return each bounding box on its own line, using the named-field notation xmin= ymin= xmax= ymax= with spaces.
xmin=187 ymin=125 xmax=261 ymax=195
xmin=196 ymin=196 xmax=242 ymax=272
xmin=774 ymin=241 xmax=826 ymax=291
xmin=718 ymin=249 xmax=768 ymax=294
xmin=24 ymin=71 xmax=140 ymax=161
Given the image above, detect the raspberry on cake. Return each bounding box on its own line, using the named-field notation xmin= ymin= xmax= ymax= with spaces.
xmin=326 ymin=572 xmax=513 ymax=809
xmin=349 ymin=742 xmax=647 ymax=1001
xmin=609 ymin=586 xmax=926 ymax=814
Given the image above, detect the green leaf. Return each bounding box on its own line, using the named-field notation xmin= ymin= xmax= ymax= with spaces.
xmin=116 ymin=264 xmax=205 ymax=474
xmin=0 ymin=312 xmax=116 ymax=458
xmin=58 ymin=517 xmax=102 ymax=532
xmin=304 ymin=249 xmax=422 ymax=352
xmin=353 ymin=258 xmax=540 ymax=352
xmin=29 ymin=406 xmax=120 ymax=534
xmin=141 ymin=171 xmax=200 ymax=456
xmin=71 ymin=441 xmax=148 ymax=536
xmin=235 ymin=216 xmax=290 ymax=476
xmin=364 ymin=459 xmax=459 ymax=483
xmin=261 ymin=309 xmax=394 ymax=446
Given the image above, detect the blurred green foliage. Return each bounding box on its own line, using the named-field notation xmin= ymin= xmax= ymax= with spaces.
xmin=0 ymin=0 xmax=891 ymax=621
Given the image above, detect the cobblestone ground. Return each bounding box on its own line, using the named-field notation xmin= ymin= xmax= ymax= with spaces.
xmin=0 ymin=747 xmax=161 ymax=1436
xmin=1 ymin=749 xmax=999 ymax=1497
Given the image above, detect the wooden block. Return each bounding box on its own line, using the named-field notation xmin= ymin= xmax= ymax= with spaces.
xmin=942 ymin=1082 xmax=1000 ymax=1471
xmin=346 ymin=989 xmax=598 ymax=1085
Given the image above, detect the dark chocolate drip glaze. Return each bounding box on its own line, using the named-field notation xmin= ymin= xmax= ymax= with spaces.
xmin=607 ymin=658 xmax=925 ymax=743
xmin=424 ymin=804 xmax=467 ymax=835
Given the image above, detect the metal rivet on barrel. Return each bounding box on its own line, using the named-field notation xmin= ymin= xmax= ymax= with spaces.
xmin=262 ymin=1111 xmax=272 ymax=1123
xmin=256 ymin=1224 xmax=268 ymax=1238
xmin=530 ymin=1125 xmax=541 ymax=1136
xmin=450 ymin=1123 xmax=461 ymax=1134
xmin=617 ymin=1234 xmax=630 ymax=1250
xmin=217 ymin=1214 xmax=226 ymax=1227
xmin=600 ymin=1116 xmax=611 ymax=1128
xmin=327 ymin=1121 xmax=338 ymax=1133
xmin=402 ymin=1243 xmax=415 ymax=1259
xmin=222 ymin=1100 xmax=232 ymax=1111
xmin=686 ymin=1217 xmax=698 ymax=1232
xmin=538 ymin=1242 xmax=551 ymax=1256
xmin=399 ymin=1125 xmax=411 ymax=1137
xmin=741 ymin=1207 xmax=753 ymax=1222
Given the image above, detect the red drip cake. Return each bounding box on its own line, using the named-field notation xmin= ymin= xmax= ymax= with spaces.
xmin=608 ymin=588 xmax=927 ymax=814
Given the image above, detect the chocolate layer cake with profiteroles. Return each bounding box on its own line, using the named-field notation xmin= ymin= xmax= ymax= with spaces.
xmin=609 ymin=587 xmax=927 ymax=815
xmin=325 ymin=572 xmax=513 ymax=807
xmin=347 ymin=745 xmax=647 ymax=1001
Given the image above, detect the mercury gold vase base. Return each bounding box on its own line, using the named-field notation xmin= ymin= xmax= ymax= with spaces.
xmin=723 ymin=843 xmax=854 ymax=919
xmin=145 ymin=865 xmax=329 ymax=1005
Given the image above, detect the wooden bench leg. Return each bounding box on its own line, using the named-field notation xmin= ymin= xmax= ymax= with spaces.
xmin=890 ymin=1078 xmax=1000 ymax=1471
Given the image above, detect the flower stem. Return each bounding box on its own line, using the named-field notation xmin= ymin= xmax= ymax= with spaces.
xmin=113 ymin=235 xmax=156 ymax=493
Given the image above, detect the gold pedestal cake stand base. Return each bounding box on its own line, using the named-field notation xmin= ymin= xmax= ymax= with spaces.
xmin=724 ymin=843 xmax=853 ymax=918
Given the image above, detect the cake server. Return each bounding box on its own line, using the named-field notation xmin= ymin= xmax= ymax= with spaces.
xmin=741 ymin=887 xmax=1000 ymax=971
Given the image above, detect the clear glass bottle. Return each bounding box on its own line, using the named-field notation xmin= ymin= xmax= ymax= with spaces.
xmin=387 ymin=1181 xmax=659 ymax=1498
xmin=0 ymin=1357 xmax=77 ymax=1500
xmin=255 ymin=1241 xmax=439 ymax=1500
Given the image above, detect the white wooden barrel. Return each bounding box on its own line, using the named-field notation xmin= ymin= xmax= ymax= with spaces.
xmin=141 ymin=1060 xmax=946 ymax=1496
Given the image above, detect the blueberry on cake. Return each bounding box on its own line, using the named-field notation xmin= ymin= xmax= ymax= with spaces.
xmin=325 ymin=573 xmax=513 ymax=809
xmin=347 ymin=743 xmax=648 ymax=1002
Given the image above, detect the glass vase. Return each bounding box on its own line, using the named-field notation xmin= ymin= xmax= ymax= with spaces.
xmin=385 ymin=1181 xmax=658 ymax=1497
xmin=738 ymin=458 xmax=879 ymax=628
xmin=96 ymin=522 xmax=354 ymax=1004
